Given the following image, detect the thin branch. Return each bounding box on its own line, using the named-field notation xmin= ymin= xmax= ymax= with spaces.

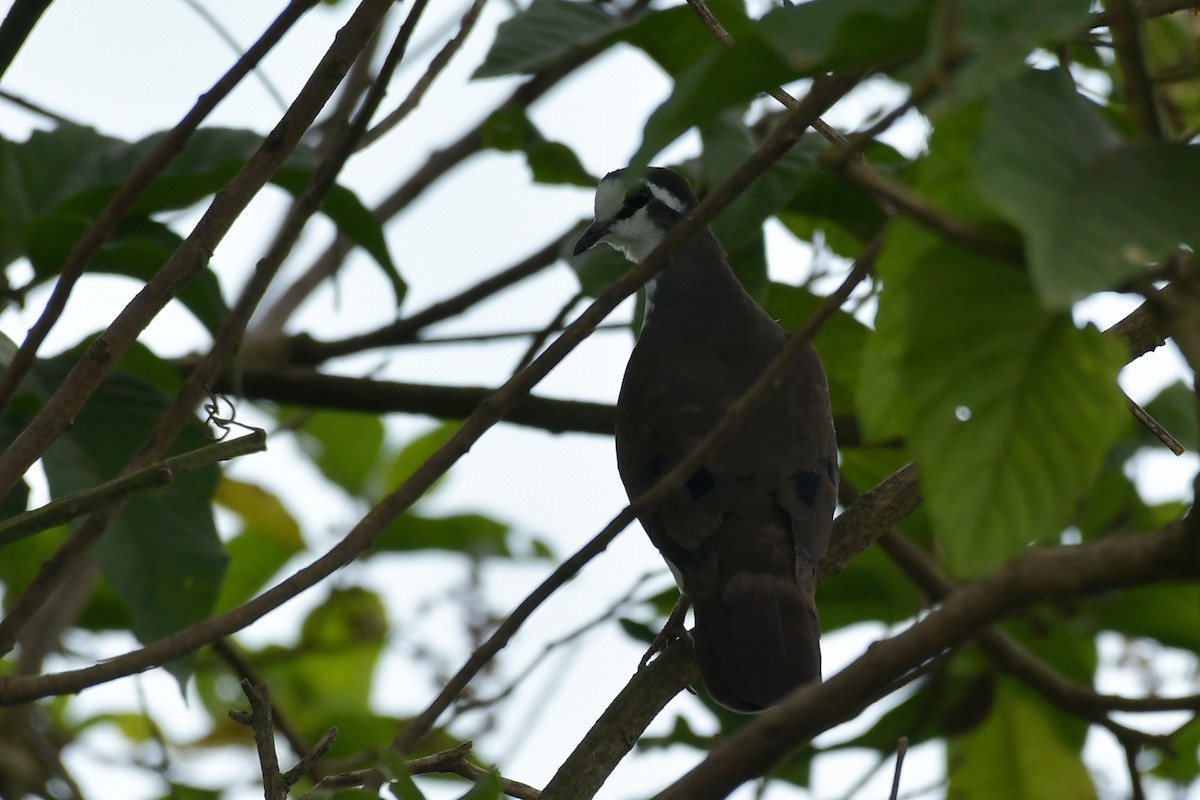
xmin=179 ymin=0 xmax=289 ymax=111
xmin=212 ymin=638 xmax=314 ymax=776
xmin=0 ymin=69 xmax=864 ymax=709
xmin=235 ymin=681 xmax=289 ymax=800
xmin=359 ymin=0 xmax=490 ymax=149
xmin=0 ymin=0 xmax=319 ymax=420
xmin=0 ymin=88 xmax=78 ymax=127
xmin=0 ymin=0 xmax=369 ymax=504
xmin=1105 ymin=0 xmax=1164 ymax=139
xmin=889 ymin=738 xmax=909 ymax=800
xmin=877 ymin=529 xmax=1199 ymax=740
xmin=512 ymin=290 xmax=586 ymax=376
xmin=0 ymin=0 xmax=395 ymax=658
xmin=0 ymin=431 xmax=265 ymax=547
xmin=250 ymin=0 xmax=648 ymax=335
xmin=408 ymin=742 xmax=541 ymax=800
xmin=0 ymin=0 xmax=52 ymax=82
xmin=652 ymin=521 xmax=1199 ymax=800
xmin=286 ymin=228 xmax=575 ymax=365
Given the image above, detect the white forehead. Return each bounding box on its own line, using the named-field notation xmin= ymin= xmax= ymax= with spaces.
xmin=593 ymin=174 xmax=627 ymax=220
xmin=593 ymin=172 xmax=688 ymax=221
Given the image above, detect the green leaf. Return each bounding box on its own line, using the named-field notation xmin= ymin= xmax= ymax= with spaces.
xmin=763 ymin=281 xmax=871 ymax=418
xmin=632 ymin=0 xmax=934 ymax=166
xmin=23 ymin=214 xmax=229 ymax=335
xmin=0 ymin=125 xmax=403 ymax=306
xmin=947 ymin=680 xmax=1096 ymax=799
xmin=456 ymin=771 xmax=502 ymax=800
xmin=858 ymin=228 xmax=1127 ymax=576
xmin=1152 ymin=715 xmax=1200 ymax=785
xmin=699 ymin=115 xmax=821 ymax=300
xmin=926 ymin=0 xmax=1093 ymax=111
xmin=1139 ymin=380 xmax=1199 ymax=454
xmin=472 ymin=0 xmax=622 ymax=78
xmin=481 ymin=105 xmax=593 ymax=186
xmin=974 ymin=69 xmax=1200 ymax=306
xmin=387 ymin=765 xmax=428 ymax=800
xmin=7 ymin=355 xmax=227 ymax=680
xmin=1089 ymin=584 xmax=1200 ymax=653
xmin=387 ymin=421 xmax=463 ymax=492
xmin=295 ymin=410 xmax=386 ymax=498
xmin=213 ymin=478 xmax=305 ymax=612
xmin=376 ymin=512 xmax=515 ymax=558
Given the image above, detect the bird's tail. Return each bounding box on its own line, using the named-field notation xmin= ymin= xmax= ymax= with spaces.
xmin=691 ymin=575 xmax=821 ymax=713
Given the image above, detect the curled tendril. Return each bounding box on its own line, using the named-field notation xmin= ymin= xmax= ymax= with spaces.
xmin=204 ymin=389 xmax=260 ymax=440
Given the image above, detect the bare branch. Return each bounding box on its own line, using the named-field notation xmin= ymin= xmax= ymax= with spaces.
xmin=0 ymin=0 xmax=390 ymax=504
xmin=0 ymin=0 xmax=319 ymax=419
xmin=0 ymin=431 xmax=265 ymax=547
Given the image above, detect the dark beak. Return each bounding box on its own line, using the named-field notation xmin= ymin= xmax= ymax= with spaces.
xmin=573 ymin=219 xmax=611 ymax=256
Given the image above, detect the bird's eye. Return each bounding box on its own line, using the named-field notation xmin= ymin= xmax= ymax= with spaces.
xmin=624 ymin=189 xmax=652 ymax=212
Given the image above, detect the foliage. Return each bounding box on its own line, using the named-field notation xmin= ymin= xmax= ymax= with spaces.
xmin=0 ymin=0 xmax=1198 ymax=799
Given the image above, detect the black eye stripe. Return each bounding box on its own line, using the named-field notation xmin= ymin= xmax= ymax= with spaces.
xmin=614 ymin=188 xmax=652 ymax=221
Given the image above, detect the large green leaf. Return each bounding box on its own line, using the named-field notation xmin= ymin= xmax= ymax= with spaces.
xmin=375 ymin=512 xmax=516 ymax=558
xmin=632 ymin=0 xmax=934 ymax=167
xmin=480 ymin=105 xmax=593 ymax=187
xmin=213 ymin=478 xmax=305 ymax=612
xmin=5 ymin=355 xmax=228 ymax=662
xmin=924 ymin=0 xmax=1093 ymax=111
xmin=763 ymin=281 xmax=871 ymax=418
xmin=947 ymin=680 xmax=1096 ymax=799
xmin=0 ymin=125 xmax=403 ymax=306
xmin=858 ymin=227 xmax=1127 ymax=575
xmin=472 ymin=0 xmax=622 ymax=78
xmin=23 ymin=215 xmax=229 ymax=335
xmin=1089 ymin=584 xmax=1200 ymax=653
xmin=974 ymin=69 xmax=1200 ymax=306
xmin=698 ymin=114 xmax=821 ymax=300
xmin=294 ymin=410 xmax=386 ymax=499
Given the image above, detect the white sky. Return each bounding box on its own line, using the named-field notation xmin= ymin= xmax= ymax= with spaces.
xmin=0 ymin=2 xmax=1195 ymax=800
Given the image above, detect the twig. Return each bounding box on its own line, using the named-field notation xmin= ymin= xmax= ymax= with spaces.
xmin=251 ymin=0 xmax=648 ymax=335
xmin=179 ymin=0 xmax=289 ymax=111
xmin=359 ymin=0 xmax=490 ymax=149
xmin=1105 ymin=0 xmax=1165 ymax=139
xmin=652 ymin=520 xmax=1198 ymax=800
xmin=236 ymin=681 xmax=289 ymax=800
xmin=876 ymin=530 xmax=1196 ymax=744
xmin=512 ymin=290 xmax=586 ymax=376
xmin=0 ymin=431 xmax=266 ymax=547
xmin=1126 ymin=392 xmax=1185 ymax=455
xmin=0 ymin=88 xmax=78 ymax=126
xmin=889 ymin=737 xmax=909 ymax=800
xmin=0 ymin=0 xmax=319 ymax=421
xmin=212 ymin=638 xmax=313 ymax=774
xmin=0 ymin=0 xmax=395 ymax=658
xmin=0 ymin=0 xmax=380 ymax=505
xmin=0 ymin=68 xmax=864 ymax=709
xmin=0 ymin=0 xmax=52 ymax=82
xmin=287 ymin=228 xmax=576 ymax=365
xmin=408 ymin=742 xmax=541 ymax=800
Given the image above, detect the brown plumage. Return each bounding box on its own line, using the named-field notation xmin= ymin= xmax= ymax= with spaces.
xmin=575 ymin=167 xmax=839 ymax=712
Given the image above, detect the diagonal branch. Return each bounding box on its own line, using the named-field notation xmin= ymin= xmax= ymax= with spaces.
xmin=0 ymin=69 xmax=865 ymax=709
xmin=0 ymin=0 xmax=319 ymax=419
xmin=652 ymin=520 xmax=1199 ymax=800
xmin=0 ymin=0 xmax=392 ymax=506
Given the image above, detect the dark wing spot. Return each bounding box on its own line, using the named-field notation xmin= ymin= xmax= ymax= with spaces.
xmin=791 ymin=469 xmax=821 ymax=508
xmin=686 ymin=467 xmax=715 ymax=499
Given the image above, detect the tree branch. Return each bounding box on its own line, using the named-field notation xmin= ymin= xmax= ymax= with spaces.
xmin=0 ymin=431 xmax=265 ymax=547
xmin=0 ymin=0 xmax=391 ymax=504
xmin=0 ymin=0 xmax=319 ymax=419
xmin=653 ymin=521 xmax=1199 ymax=800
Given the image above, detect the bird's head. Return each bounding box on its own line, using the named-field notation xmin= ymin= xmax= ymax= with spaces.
xmin=573 ymin=167 xmax=699 ymax=263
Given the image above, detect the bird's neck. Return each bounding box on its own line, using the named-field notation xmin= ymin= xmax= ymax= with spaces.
xmin=642 ymin=230 xmax=755 ymax=329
